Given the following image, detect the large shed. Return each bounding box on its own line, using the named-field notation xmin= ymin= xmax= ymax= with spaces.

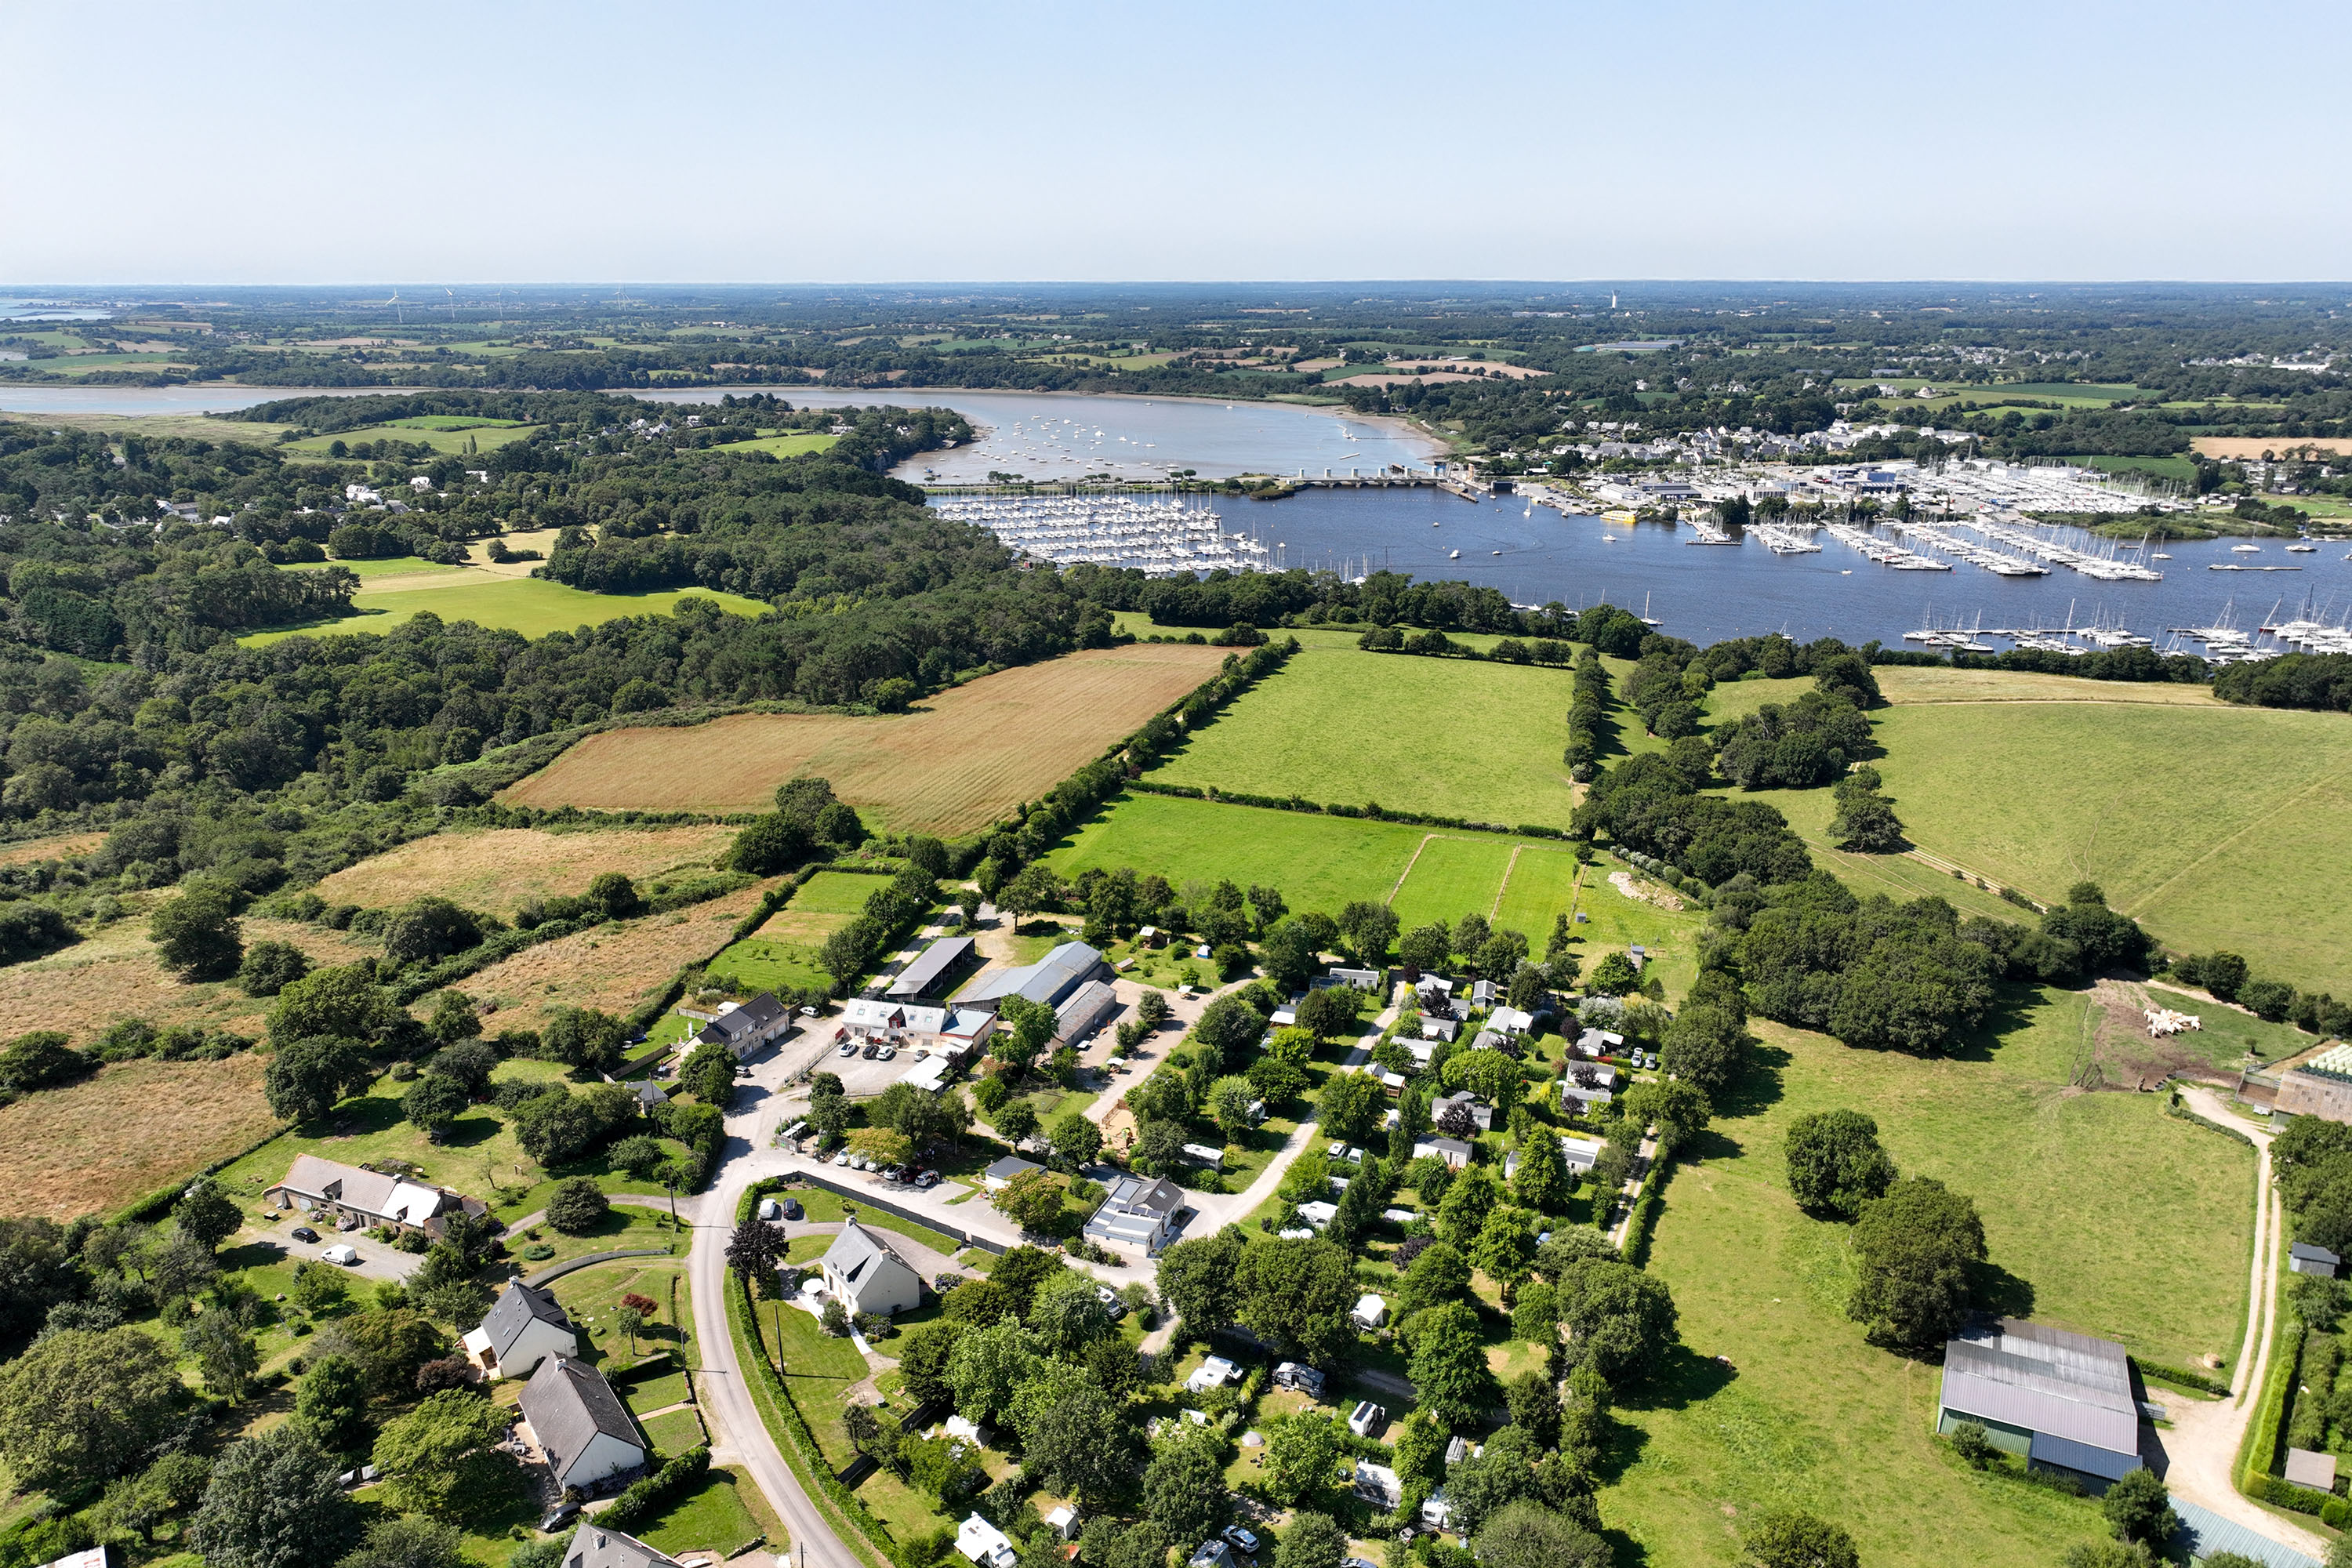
xmin=1936 ymin=1318 xmax=2142 ymax=1482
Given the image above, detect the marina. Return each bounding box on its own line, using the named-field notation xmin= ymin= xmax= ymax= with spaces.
xmin=925 ymin=492 xmax=1267 ymax=573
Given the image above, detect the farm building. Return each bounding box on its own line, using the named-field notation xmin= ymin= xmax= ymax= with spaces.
xmin=963 ymin=941 xmax=1107 ymax=1012
xmin=463 ymin=1279 xmax=579 ymax=1379
xmin=520 ymin=1356 xmax=647 ymax=1493
xmin=897 ymin=1054 xmax=955 ymax=1094
xmin=841 ymin=998 xmax=947 ymax=1042
xmin=1054 ymin=979 xmax=1123 ymax=1044
xmin=887 ymin=937 xmax=977 ymax=1001
xmin=937 ymin=1009 xmax=997 ymax=1057
xmin=1083 ymin=1172 xmax=1185 ymax=1255
xmin=559 ymin=1522 xmax=687 ymax=1568
xmin=695 ymin=993 xmax=791 ymax=1060
xmin=266 ymin=1156 xmax=488 ymax=1241
xmin=2274 ymin=1046 xmax=2352 ymax=1127
xmin=2292 ymin=1243 xmax=2342 ymax=1277
xmin=820 ymin=1220 xmax=923 ymax=1317
xmin=1936 ymin=1319 xmax=2141 ymax=1483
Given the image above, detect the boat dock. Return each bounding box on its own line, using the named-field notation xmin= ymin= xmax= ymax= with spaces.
xmin=1826 ymin=521 xmax=1951 ymax=571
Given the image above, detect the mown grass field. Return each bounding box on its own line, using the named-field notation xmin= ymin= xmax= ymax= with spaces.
xmin=1048 ymin=793 xmax=1423 ymax=916
xmin=710 ymin=430 xmax=840 ymax=459
xmin=285 ymin=554 xmax=470 ymax=580
xmin=1149 ymin=641 xmax=1578 ymax=827
xmin=313 ymin=825 xmax=738 ymax=916
xmin=706 ymin=869 xmax=891 ymax=996
xmin=1610 ymin=992 xmax=2254 ymax=1568
xmin=241 ymin=580 xmax=771 ymax=644
xmin=283 ymin=420 xmax=540 ymax=456
xmin=504 ymin=644 xmax=1229 ymax=833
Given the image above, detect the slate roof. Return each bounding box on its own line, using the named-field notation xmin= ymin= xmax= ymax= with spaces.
xmin=521 ymin=1357 xmax=643 ymax=1480
xmin=563 ymin=1523 xmax=685 ymax=1568
xmin=480 ymin=1280 xmax=574 ymax=1361
xmin=701 ymin=992 xmax=786 ymax=1047
xmin=823 ymin=1221 xmax=918 ymax=1293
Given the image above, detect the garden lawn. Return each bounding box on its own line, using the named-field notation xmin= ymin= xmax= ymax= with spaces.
xmin=1606 ymin=989 xmax=2256 ymax=1568
xmin=640 ymin=1406 xmax=706 ymax=1457
xmin=1047 ymin=793 xmax=1423 ymax=917
xmin=241 ymin=580 xmax=770 ymax=644
xmin=781 ymin=1185 xmax=962 ymax=1256
xmin=635 ymin=1468 xmax=764 ymax=1557
xmin=1149 ymin=643 xmax=1578 ymax=827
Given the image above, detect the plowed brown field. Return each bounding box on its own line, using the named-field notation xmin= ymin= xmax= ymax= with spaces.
xmin=498 ymin=644 xmax=1227 ymax=834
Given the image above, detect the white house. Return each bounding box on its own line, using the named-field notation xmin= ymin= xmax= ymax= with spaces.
xmin=462 ymin=1279 xmax=579 ymax=1379
xmin=520 ymin=1357 xmax=646 ymax=1493
xmin=266 ymin=1155 xmax=487 ymax=1241
xmin=956 ymin=1515 xmax=1017 ymax=1568
xmin=1413 ymin=1136 xmax=1474 ymax=1171
xmin=695 ymin=992 xmax=792 ymax=1060
xmin=820 ymin=1221 xmax=923 ymax=1317
xmin=1083 ymin=1173 xmax=1185 ymax=1256
xmin=982 ymin=1155 xmax=1043 ymax=1192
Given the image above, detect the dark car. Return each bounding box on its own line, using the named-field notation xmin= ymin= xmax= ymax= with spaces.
xmin=539 ymin=1503 xmax=581 ymax=1533
xmin=860 ymin=1042 xmax=880 ymax=1059
xmin=290 ymin=1225 xmax=320 ymax=1243
xmin=781 ymin=1198 xmax=804 ymax=1221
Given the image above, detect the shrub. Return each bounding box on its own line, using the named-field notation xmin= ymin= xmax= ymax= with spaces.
xmin=543 ymin=1177 xmax=610 ymax=1235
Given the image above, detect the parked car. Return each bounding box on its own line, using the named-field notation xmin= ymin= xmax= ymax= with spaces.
xmin=320 ymin=1243 xmax=361 ymax=1266
xmin=914 ymin=1171 xmax=940 ymax=1190
xmin=837 ymin=1043 xmax=856 ymax=1058
xmin=290 ymin=1225 xmax=320 ymax=1243
xmin=1098 ymin=1285 xmax=1128 ymax=1320
xmin=1223 ymin=1526 xmax=1261 ymax=1555
xmin=877 ymin=1044 xmax=897 ymax=1061
xmin=781 ymin=1198 xmax=804 ymax=1221
xmin=833 ymin=1151 xmax=851 ymax=1167
xmin=539 ymin=1503 xmax=581 ymax=1532
xmin=1348 ymin=1399 xmax=1387 ymax=1437
xmin=860 ymin=1042 xmax=880 ymax=1059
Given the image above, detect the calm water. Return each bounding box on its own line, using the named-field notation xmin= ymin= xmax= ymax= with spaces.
xmin=631 ymin=385 xmax=1441 ymax=482
xmin=1128 ymin=486 xmax=2352 ymax=648
xmin=0 ymin=384 xmax=421 ymax=416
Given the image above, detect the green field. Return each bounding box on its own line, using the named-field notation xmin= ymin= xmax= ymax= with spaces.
xmin=1051 ymin=793 xmax=1425 ymax=916
xmin=240 ymin=579 xmax=771 ymax=644
xmin=2067 ymin=453 xmax=2199 ymax=485
xmin=1611 ymin=993 xmax=2254 ymax=1567
xmin=1388 ymin=835 xmax=1516 ymax=931
xmin=710 ymin=431 xmax=840 ymax=459
xmin=1149 ymin=641 xmax=1577 ymax=827
xmin=706 ymin=870 xmax=889 ymax=996
xmin=1856 ymin=699 xmax=2352 ymax=994
xmin=284 ymin=555 xmax=469 ymax=579
xmin=634 ymin=1468 xmax=764 ymax=1557
xmin=284 ymin=421 xmax=541 ymax=457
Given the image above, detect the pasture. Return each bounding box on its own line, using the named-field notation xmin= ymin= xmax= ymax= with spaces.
xmin=710 ymin=431 xmax=840 ymax=459
xmin=1047 ymin=793 xmax=1423 ymax=917
xmin=1610 ymin=996 xmax=2252 ymax=1568
xmin=240 ymin=579 xmax=771 ymax=644
xmin=502 ymin=644 xmax=1229 ymax=834
xmin=706 ymin=869 xmax=890 ymax=996
xmin=0 ymin=1054 xmax=280 ymax=1220
xmin=283 ymin=420 xmax=540 ymax=456
xmin=285 ymin=555 xmax=468 ymax=580
xmin=463 ymin=878 xmax=777 ymax=1033
xmin=1149 ymin=642 xmax=1578 ymax=827
xmin=312 ymin=825 xmax=739 ymax=917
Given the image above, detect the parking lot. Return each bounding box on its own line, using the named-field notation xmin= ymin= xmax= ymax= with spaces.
xmin=247 ymin=1212 xmax=426 ymax=1283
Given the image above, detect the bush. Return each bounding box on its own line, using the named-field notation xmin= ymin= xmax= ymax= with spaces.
xmin=543 ymin=1177 xmax=610 ymax=1235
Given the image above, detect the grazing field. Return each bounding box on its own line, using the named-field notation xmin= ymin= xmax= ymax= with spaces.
xmin=285 ymin=555 xmax=469 ymax=580
xmin=503 ymin=644 xmax=1230 ymax=833
xmin=1870 ymin=666 xmax=2220 ymax=706
xmin=313 ymin=826 xmax=739 ymax=916
xmin=1148 ymin=643 xmax=1577 ymax=827
xmin=282 ymin=420 xmax=540 ymax=456
xmin=463 ymin=878 xmax=777 ymax=1032
xmin=706 ymin=869 xmax=891 ymax=996
xmin=1610 ymin=994 xmax=2253 ymax=1568
xmin=1048 ymin=793 xmax=1424 ymax=916
xmin=241 ymin=580 xmax=771 ymax=644
xmin=0 ymin=915 xmax=366 ymax=1046
xmin=0 ymin=1054 xmax=280 ymax=1219
xmin=710 ymin=430 xmax=840 ymax=459
xmin=1861 ymin=699 xmax=2352 ymax=993
xmin=1388 ymin=835 xmax=1516 ymax=931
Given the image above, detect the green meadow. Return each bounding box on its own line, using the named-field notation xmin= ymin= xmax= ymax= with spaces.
xmin=241 ymin=579 xmax=771 ymax=644
xmin=1149 ymin=641 xmax=1578 ymax=827
xmin=710 ymin=431 xmax=840 ymax=459
xmin=284 ymin=421 xmax=541 ymax=456
xmin=1049 ymin=793 xmax=1423 ymax=916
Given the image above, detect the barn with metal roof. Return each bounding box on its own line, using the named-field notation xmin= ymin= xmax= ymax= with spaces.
xmin=1936 ymin=1318 xmax=2143 ymax=1482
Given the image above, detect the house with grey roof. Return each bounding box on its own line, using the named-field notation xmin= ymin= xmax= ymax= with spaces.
xmin=1936 ymin=1318 xmax=2141 ymax=1483
xmin=266 ymin=1155 xmax=488 ymax=1240
xmin=695 ymin=992 xmax=790 ymax=1060
xmin=1054 ymin=979 xmax=1123 ymax=1045
xmin=1083 ymin=1172 xmax=1185 ymax=1255
xmin=561 ymin=1523 xmax=684 ymax=1568
xmin=462 ymin=1279 xmax=579 ymax=1379
xmin=820 ymin=1220 xmax=922 ymax=1317
xmin=520 ymin=1356 xmax=647 ymax=1493
xmin=1412 ymin=1136 xmax=1473 ymax=1171
xmin=962 ymin=942 xmax=1107 ymax=1014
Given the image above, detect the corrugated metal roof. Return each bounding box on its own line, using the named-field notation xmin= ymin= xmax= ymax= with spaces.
xmin=963 ymin=942 xmax=1104 ymax=1008
xmin=1938 ymin=1319 xmax=2137 ymax=1466
xmin=2172 ymin=1499 xmax=2320 ymax=1568
xmin=887 ymin=938 xmax=975 ymax=999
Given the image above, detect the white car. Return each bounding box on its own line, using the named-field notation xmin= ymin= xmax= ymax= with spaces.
xmin=319 ymin=1243 xmax=360 ymax=1266
xmin=832 ymin=1151 xmax=851 ymax=1167
xmin=837 ymin=1043 xmax=856 ymax=1058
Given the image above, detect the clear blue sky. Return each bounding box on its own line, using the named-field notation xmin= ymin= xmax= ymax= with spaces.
xmin=5 ymin=0 xmax=2345 ymax=285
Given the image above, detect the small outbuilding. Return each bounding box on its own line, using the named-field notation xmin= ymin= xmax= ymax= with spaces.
xmin=2292 ymin=1242 xmax=2342 ymax=1278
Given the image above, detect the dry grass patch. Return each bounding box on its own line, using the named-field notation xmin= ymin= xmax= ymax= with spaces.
xmin=466 ymin=880 xmax=777 ymax=1032
xmin=499 ymin=644 xmax=1229 ymax=834
xmin=0 ymin=917 xmax=366 ymax=1044
xmin=0 ymin=1053 xmax=279 ymax=1219
xmin=1875 ymin=666 xmax=2221 ymax=706
xmin=2192 ymin=436 xmax=2352 ymax=459
xmin=313 ymin=826 xmax=738 ymax=916
xmin=0 ymin=831 xmax=106 ymax=867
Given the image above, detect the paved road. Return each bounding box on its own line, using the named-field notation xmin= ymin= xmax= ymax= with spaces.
xmin=2153 ymin=1087 xmax=2324 ymax=1560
